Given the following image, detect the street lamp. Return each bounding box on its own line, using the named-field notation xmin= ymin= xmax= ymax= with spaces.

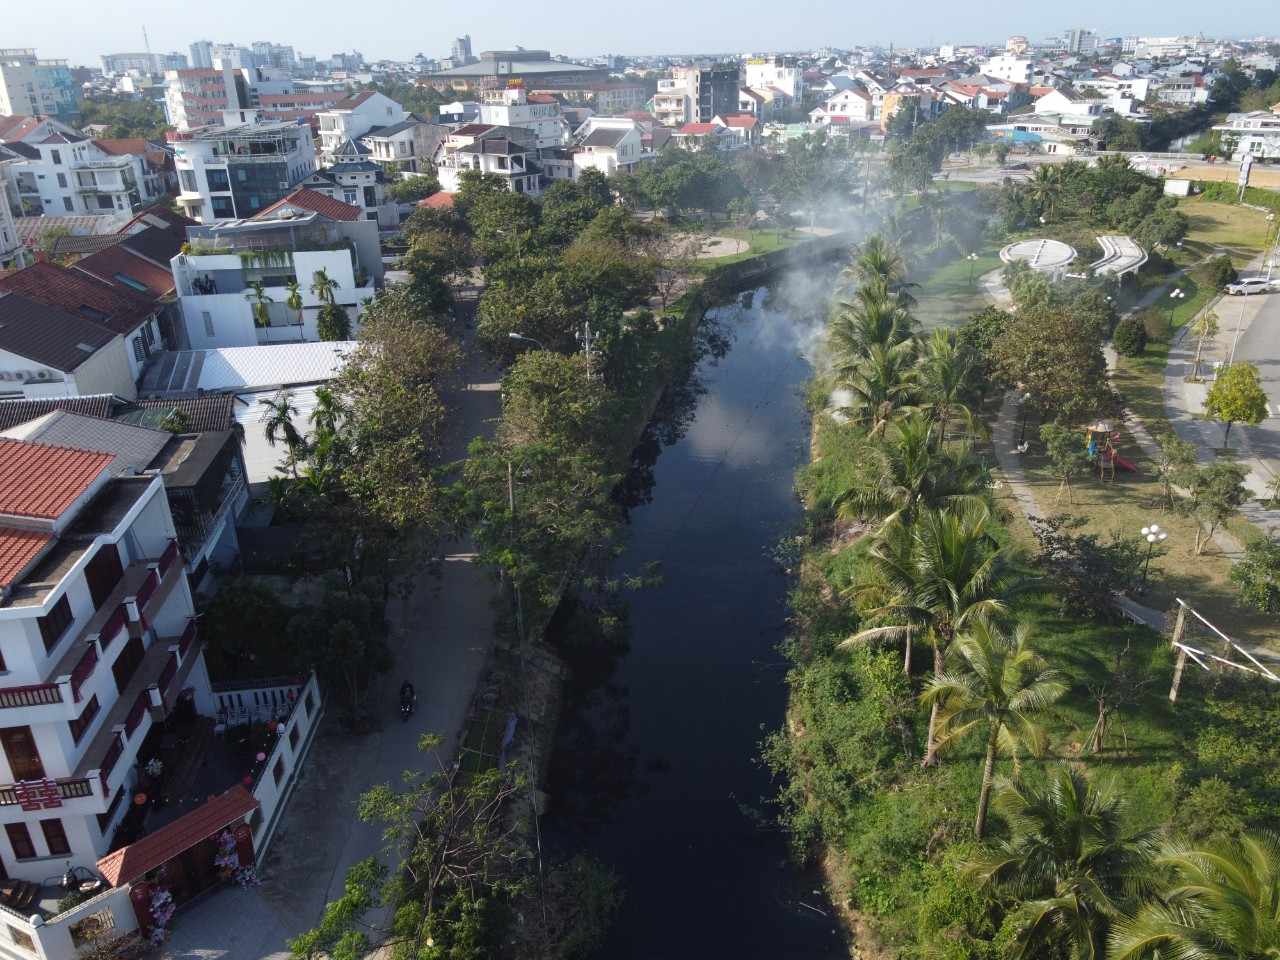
xmin=1017 ymin=391 xmax=1033 ymax=444
xmin=966 ymin=252 xmax=979 ymax=287
xmin=508 ymin=332 xmax=547 ymax=350
xmin=1138 ymin=524 xmax=1168 ymax=593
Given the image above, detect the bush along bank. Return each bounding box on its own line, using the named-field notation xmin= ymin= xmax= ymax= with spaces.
xmin=764 ymin=234 xmax=1280 ymax=960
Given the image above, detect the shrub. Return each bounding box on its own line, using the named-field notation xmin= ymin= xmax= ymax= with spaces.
xmin=1028 ymin=514 xmax=1144 ymax=618
xmin=1139 ymin=307 xmax=1171 ymax=342
xmin=1230 ymin=536 xmax=1280 ymax=613
xmin=1175 ymin=776 xmax=1256 ymax=843
xmin=1113 ymin=316 xmax=1147 ymax=356
xmin=1206 ymin=254 xmax=1238 ymax=289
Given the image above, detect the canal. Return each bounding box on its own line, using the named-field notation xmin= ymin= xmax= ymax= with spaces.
xmin=545 ymin=268 xmax=848 ymax=959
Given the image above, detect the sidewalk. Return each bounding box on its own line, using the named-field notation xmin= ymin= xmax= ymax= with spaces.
xmin=163 ymin=288 xmax=504 ymax=960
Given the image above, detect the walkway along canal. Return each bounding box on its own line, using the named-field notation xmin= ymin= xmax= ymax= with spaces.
xmin=545 ymin=269 xmax=848 ymax=959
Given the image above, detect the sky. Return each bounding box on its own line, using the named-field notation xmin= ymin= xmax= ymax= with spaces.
xmin=10 ymin=0 xmax=1279 ymax=67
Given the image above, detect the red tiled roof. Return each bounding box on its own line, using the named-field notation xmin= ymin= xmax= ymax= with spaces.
xmin=1029 ymin=86 xmax=1056 ymax=97
xmin=0 ymin=261 xmax=155 ymax=335
xmin=98 ymin=787 xmax=260 ymax=888
xmin=333 ymin=90 xmax=376 ymax=110
xmin=0 ymin=115 xmax=43 ymax=141
xmin=0 ymin=438 xmax=114 ymax=520
xmin=92 ymin=138 xmax=148 ymax=156
xmin=0 ymin=527 xmax=52 ymax=590
xmin=254 ymin=188 xmax=362 ymax=223
xmin=527 ymin=93 xmax=557 ymax=104
xmin=720 ymin=114 xmax=758 ymax=129
xmin=677 ymin=122 xmax=717 ymax=135
xmin=417 ymin=192 xmax=456 ymax=210
xmin=73 ymin=246 xmax=176 ymax=301
xmin=452 ymin=123 xmax=495 ymax=137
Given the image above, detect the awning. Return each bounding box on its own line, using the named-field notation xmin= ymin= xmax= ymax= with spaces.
xmin=97 ymin=786 xmax=259 ymax=887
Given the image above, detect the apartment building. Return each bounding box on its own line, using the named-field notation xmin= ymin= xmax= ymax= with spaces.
xmin=567 ymin=117 xmax=649 ymax=177
xmin=171 ymin=111 xmax=318 ymax=222
xmin=435 ymin=124 xmax=542 ymax=195
xmin=1213 ymin=111 xmax=1280 ymax=161
xmin=0 ymin=50 xmax=80 ymax=119
xmin=316 ymin=91 xmax=409 ymax=162
xmin=3 ymin=133 xmax=168 ymax=217
xmin=100 ymin=53 xmax=188 ymax=78
xmin=653 ymin=63 xmax=741 ymax=127
xmin=359 ymin=119 xmax=448 ymax=175
xmin=0 ymin=146 xmax=27 ymax=270
xmin=477 ymin=85 xmax=568 ymax=149
xmin=170 ymin=188 xmax=381 ymax=349
xmin=979 ymin=54 xmax=1033 ymax=84
xmin=165 ymin=67 xmax=340 ymax=131
xmin=0 ymin=436 xmax=214 ymax=881
xmin=743 ymin=56 xmax=804 ymax=100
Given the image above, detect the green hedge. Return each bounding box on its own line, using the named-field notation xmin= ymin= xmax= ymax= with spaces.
xmin=1193 ymin=180 xmax=1280 ymax=214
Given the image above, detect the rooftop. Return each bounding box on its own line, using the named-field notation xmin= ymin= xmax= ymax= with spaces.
xmin=0 ymin=528 xmax=52 ymax=592
xmin=0 ymin=262 xmax=155 ymax=336
xmin=254 ymin=188 xmax=363 ymax=223
xmin=74 ymin=246 xmax=176 ymax=301
xmin=0 ymin=395 xmax=116 ymax=431
xmin=0 ymin=291 xmax=116 ymax=373
xmin=1 ymin=412 xmax=171 ymax=478
xmin=140 ymin=341 xmax=357 ymax=396
xmin=0 ymin=438 xmax=114 ymax=521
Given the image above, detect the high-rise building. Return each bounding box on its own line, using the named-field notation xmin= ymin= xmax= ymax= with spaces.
xmin=211 ymin=43 xmax=254 ymax=69
xmin=451 ymin=35 xmax=473 ymax=65
xmin=654 ymin=62 xmax=740 ymax=126
xmin=100 ymin=52 xmax=187 ymax=76
xmin=1066 ymin=29 xmax=1099 ymax=55
xmin=190 ymin=40 xmax=214 ymax=69
xmin=0 ymin=49 xmax=81 ymax=119
xmin=251 ymin=42 xmax=296 ymax=70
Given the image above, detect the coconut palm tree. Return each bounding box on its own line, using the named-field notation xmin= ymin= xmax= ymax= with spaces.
xmin=311 ymin=267 xmax=339 ymax=306
xmin=260 ymin=390 xmax=305 ymax=476
xmin=244 ymin=281 xmax=274 ymax=329
xmin=309 ymin=386 xmax=346 ymax=438
xmin=828 ymin=284 xmax=916 ymax=378
xmin=967 ymin=766 xmax=1159 ymax=960
xmin=285 ymin=279 xmax=305 ymax=341
xmin=921 ymin=620 xmax=1066 ymax=837
xmin=833 ymin=340 xmax=919 ymax=438
xmin=841 ymin=504 xmax=1017 ymax=764
xmin=834 ymin=412 xmax=988 ymax=529
xmin=1028 ymin=165 xmax=1064 ymax=224
xmin=1109 ymin=831 xmax=1280 ymax=960
xmin=842 ymin=235 xmax=918 ymax=305
xmin=918 ymin=327 xmax=975 ymax=446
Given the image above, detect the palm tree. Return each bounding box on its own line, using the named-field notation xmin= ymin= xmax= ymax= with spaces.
xmin=285 ymin=279 xmax=305 ymax=341
xmin=834 ymin=340 xmax=919 ymax=438
xmin=260 ymin=390 xmax=305 ymax=476
xmin=828 ymin=284 xmax=916 ymax=378
xmin=1028 ymin=165 xmax=1064 ymax=223
xmin=244 ymin=280 xmax=274 ymax=329
xmin=967 ymin=766 xmax=1159 ymax=960
xmin=921 ymin=620 xmax=1066 ymax=837
xmin=842 ymin=235 xmax=918 ymax=305
xmin=842 ymin=504 xmax=1017 ymax=764
xmin=311 ymin=267 xmax=339 ymax=306
xmin=834 ymin=412 xmax=987 ymax=529
xmin=1109 ymin=831 xmax=1280 ymax=960
xmin=918 ymin=327 xmax=975 ymax=446
xmin=309 ymin=386 xmax=346 ymax=438
xmin=1189 ymin=308 xmax=1220 ymax=381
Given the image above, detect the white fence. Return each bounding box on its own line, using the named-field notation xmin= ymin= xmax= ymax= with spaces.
xmin=213 ymin=676 xmax=305 ymax=726
xmin=246 ymin=672 xmax=323 ymax=858
xmin=0 ymin=884 xmax=138 ymax=960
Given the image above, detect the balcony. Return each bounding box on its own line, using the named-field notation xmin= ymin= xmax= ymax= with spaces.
xmin=0 ymin=777 xmax=96 ymax=809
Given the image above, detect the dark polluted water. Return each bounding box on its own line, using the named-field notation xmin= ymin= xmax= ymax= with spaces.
xmin=544 ymin=269 xmax=848 ymax=959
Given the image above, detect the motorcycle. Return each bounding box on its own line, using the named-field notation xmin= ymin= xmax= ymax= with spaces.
xmin=400 ymin=691 xmax=415 ymax=722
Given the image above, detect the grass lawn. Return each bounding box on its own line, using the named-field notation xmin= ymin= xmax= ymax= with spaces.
xmin=1014 ymin=429 xmax=1280 ymax=650
xmin=911 ymin=246 xmax=1003 ymax=329
xmin=1179 ymin=197 xmax=1274 ymax=265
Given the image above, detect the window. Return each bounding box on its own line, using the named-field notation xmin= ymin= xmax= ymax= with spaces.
xmin=96 ymin=195 xmax=114 ymax=211
xmin=206 ymin=168 xmax=230 ymax=191
xmin=343 ymin=189 xmax=357 ymax=205
xmin=288 ymin=725 xmax=300 ymax=751
xmin=63 ymin=197 xmax=73 ymax=212
xmin=50 ymin=149 xmax=61 ymax=165
xmin=56 ymin=173 xmax=66 ymax=188
xmin=4 ymin=824 xmax=34 ymax=861
xmin=38 ymin=595 xmax=73 ymax=653
xmin=179 ymin=170 xmax=197 ymax=192
xmin=68 ymin=695 xmax=99 ymax=744
xmin=40 ymin=819 xmax=70 ymax=857
xmin=202 ymin=311 xmax=214 ymax=337
xmin=7 ymin=925 xmax=35 ymax=952
xmin=304 ymin=689 xmax=315 ymax=718
xmin=272 ymin=756 xmax=285 ymax=786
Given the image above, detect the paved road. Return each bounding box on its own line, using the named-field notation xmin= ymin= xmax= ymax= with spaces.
xmin=164 ymin=288 xmax=503 ymax=960
xmin=1231 ymin=288 xmax=1280 ymax=477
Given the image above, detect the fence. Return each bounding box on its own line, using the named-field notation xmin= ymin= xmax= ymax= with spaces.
xmin=245 ymin=672 xmax=323 ymax=858
xmin=0 ymin=884 xmax=138 ymax=960
xmin=212 ymin=676 xmax=305 ymax=726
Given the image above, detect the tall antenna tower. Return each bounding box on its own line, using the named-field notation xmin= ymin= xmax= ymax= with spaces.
xmin=143 ymin=26 xmax=152 ymax=56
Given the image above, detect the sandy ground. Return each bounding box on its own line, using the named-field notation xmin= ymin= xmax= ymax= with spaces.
xmin=664 ymin=232 xmax=749 ymax=259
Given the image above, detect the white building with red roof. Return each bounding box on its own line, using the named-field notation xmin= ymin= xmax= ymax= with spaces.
xmin=316 ymin=90 xmax=409 ymax=162
xmin=712 ymin=114 xmax=760 ymax=149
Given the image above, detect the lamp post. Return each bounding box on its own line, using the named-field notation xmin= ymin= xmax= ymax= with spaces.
xmin=1018 ymin=392 xmax=1033 ymax=444
xmin=1139 ymin=524 xmax=1168 ymax=593
xmin=966 ymin=252 xmax=979 ymax=287
xmin=508 ymin=332 xmax=548 ymax=351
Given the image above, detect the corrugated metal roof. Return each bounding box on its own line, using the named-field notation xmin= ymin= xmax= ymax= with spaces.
xmin=141 ymin=342 xmax=357 ymax=395
xmin=0 ymin=438 xmax=114 ymax=520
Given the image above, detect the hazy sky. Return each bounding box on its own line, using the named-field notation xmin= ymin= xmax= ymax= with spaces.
xmin=11 ymin=0 xmax=1279 ymax=67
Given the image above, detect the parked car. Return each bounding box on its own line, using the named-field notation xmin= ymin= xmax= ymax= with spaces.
xmin=1225 ymin=276 xmax=1278 ymax=295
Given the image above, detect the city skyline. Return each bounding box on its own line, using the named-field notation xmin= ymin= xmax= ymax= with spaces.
xmin=7 ymin=1 xmax=1277 ymax=68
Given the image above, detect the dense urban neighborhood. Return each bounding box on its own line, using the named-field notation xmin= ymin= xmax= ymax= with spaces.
xmin=1 ymin=14 xmax=1279 ymax=960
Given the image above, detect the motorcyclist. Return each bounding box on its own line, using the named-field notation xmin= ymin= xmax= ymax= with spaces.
xmin=400 ymin=681 xmax=415 ymax=707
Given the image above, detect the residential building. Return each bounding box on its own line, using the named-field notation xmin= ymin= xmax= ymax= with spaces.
xmin=1006 ymin=36 xmax=1030 ymax=55
xmin=0 ymin=261 xmax=166 ymax=385
xmin=169 ymin=188 xmax=381 ymax=349
xmin=1033 ymin=89 xmax=1104 ymax=118
xmin=881 ymin=88 xmax=936 ymax=132
xmin=0 ymin=50 xmax=80 ymax=119
xmin=251 ymin=43 xmax=296 ymax=71
xmin=1065 ymin=29 xmax=1099 ymax=55
xmin=739 ymin=85 xmax=794 ymax=120
xmin=435 ymin=124 xmax=542 ymax=196
xmin=1212 ymin=111 xmax=1280 ymax=161
xmin=979 ymin=54 xmax=1033 ymax=84
xmin=712 ymin=114 xmax=760 ymax=148
xmin=743 ymin=56 xmax=804 ymax=100
xmin=171 ymin=112 xmax=318 ymax=222
xmin=426 ymin=49 xmax=606 ymax=93
xmin=100 ymin=53 xmax=187 ymax=77
xmin=0 ymin=436 xmax=213 ymax=882
xmin=672 ymin=122 xmax=734 ymax=152
xmin=567 ymin=116 xmax=649 ymax=177
xmin=1152 ymin=75 xmax=1209 ymax=106
xmin=300 ymin=140 xmax=397 ymax=226
xmin=586 ymin=83 xmax=648 ymax=115
xmin=809 ymin=84 xmax=874 ymax=125
xmin=1 ymin=131 xmax=168 ymax=217
xmin=0 ymin=146 xmax=28 ymax=269
xmin=477 ymin=84 xmax=568 ymax=149
xmin=0 ymin=292 xmax=136 ymax=399
xmin=360 ymin=119 xmax=449 ymax=174
xmin=316 ymin=91 xmax=409 ymax=162
xmin=189 ymin=41 xmax=214 ymax=70
xmin=165 ymin=67 xmax=341 ymax=132
xmin=655 ymin=64 xmax=741 ymax=127
xmin=438 ymin=100 xmax=480 ymax=125
xmin=653 ymin=79 xmax=693 ymax=127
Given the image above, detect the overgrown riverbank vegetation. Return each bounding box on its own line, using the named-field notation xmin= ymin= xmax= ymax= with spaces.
xmin=768 ymin=233 xmax=1280 ymax=960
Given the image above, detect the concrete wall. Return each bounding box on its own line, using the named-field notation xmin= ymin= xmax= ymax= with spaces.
xmin=62 ymin=337 xmax=137 ymax=401
xmin=247 ymin=672 xmax=321 ymax=857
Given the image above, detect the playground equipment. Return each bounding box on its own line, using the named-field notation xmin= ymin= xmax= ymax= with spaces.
xmin=1084 ymin=421 xmax=1137 ymax=480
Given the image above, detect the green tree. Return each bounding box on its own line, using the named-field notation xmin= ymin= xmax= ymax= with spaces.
xmin=310 ymin=267 xmax=340 ymax=306
xmin=1153 ymin=429 xmax=1198 ymax=510
xmin=968 ymin=767 xmax=1158 ymax=960
xmin=918 ymin=327 xmax=975 ymax=444
xmin=244 ymin=280 xmax=274 ymax=328
xmin=1187 ymin=461 xmax=1250 ymax=555
xmin=1109 ymin=832 xmax=1280 ymax=960
xmin=834 ymin=340 xmax=919 ymax=438
xmin=1112 ymin=316 xmax=1147 ymax=357
xmin=261 ymin=390 xmax=306 ymax=476
xmin=317 ymin=303 xmax=352 ymax=341
xmin=922 ymin=620 xmax=1066 ymax=837
xmin=285 ymin=582 xmax=390 ymax=724
xmin=1189 ymin=308 xmax=1220 ymax=380
xmin=1230 ymin=536 xmax=1280 ymax=613
xmin=388 ymin=171 xmax=440 ymax=203
xmin=1027 ymin=165 xmax=1064 ymax=223
xmin=285 ymin=279 xmax=305 ymax=338
xmin=1205 ymin=361 xmax=1269 ymax=446
xmin=993 ymin=304 xmax=1114 ymax=426
xmin=843 ymin=505 xmax=1016 ymax=764
xmin=499 ymin=352 xmax=618 ymax=456
xmin=1040 ymin=423 xmax=1092 ymax=504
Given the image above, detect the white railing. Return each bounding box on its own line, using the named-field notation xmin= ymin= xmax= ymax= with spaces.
xmin=2 ymin=884 xmax=139 ymax=960
xmin=246 ymin=672 xmax=322 ymax=857
xmin=213 ymin=676 xmax=304 ymax=726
